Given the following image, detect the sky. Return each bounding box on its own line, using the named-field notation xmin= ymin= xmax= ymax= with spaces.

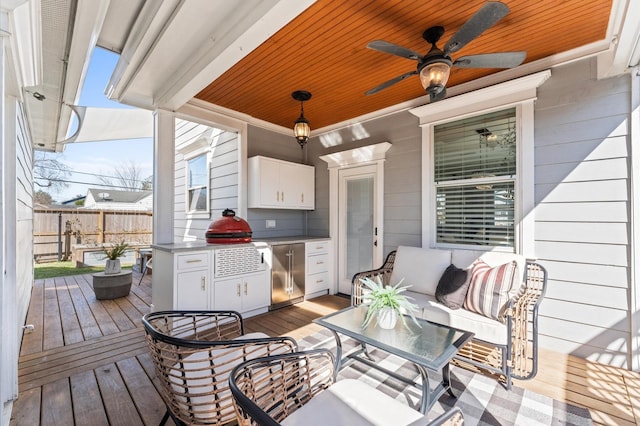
xmin=50 ymin=48 xmax=153 ymax=202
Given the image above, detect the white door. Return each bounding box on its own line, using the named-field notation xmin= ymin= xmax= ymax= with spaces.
xmin=338 ymin=165 xmax=381 ymax=294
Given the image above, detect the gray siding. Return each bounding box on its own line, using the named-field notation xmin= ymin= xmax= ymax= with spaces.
xmin=534 ymin=58 xmax=632 ymax=367
xmin=246 ymin=125 xmax=308 ymax=238
xmin=308 ymin=110 xmax=422 ymax=256
xmin=16 ymin=101 xmax=34 ymax=330
xmin=173 ymin=119 xmax=239 ymax=242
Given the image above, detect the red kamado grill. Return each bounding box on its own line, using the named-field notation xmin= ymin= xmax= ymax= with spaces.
xmin=205 ymin=209 xmax=252 ymax=244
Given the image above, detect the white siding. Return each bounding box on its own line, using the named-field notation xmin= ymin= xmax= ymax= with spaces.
xmin=173 ymin=119 xmax=240 ymax=242
xmin=534 ymin=57 xmax=633 ymax=367
xmin=1 ymin=98 xmax=34 ymax=412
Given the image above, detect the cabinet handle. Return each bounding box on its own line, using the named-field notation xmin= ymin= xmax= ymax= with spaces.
xmin=282 ymin=191 xmax=284 ymax=202
xmin=186 ymin=259 xmax=201 ymax=264
xmin=201 ymin=276 xmax=205 ymax=291
xmin=316 ymin=261 xmax=324 ymax=265
xmin=276 ymin=191 xmax=280 ymax=202
xmin=301 ymin=193 xmax=304 ymax=203
xmin=237 ymin=283 xmax=241 ymax=297
xmin=244 ymin=282 xmax=248 ymax=296
xmin=316 ymin=279 xmax=324 ymax=284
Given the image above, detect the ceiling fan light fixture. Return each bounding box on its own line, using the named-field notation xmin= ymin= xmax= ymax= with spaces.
xmin=419 ymin=60 xmax=451 ymax=92
xmin=292 ymin=90 xmax=312 ymax=148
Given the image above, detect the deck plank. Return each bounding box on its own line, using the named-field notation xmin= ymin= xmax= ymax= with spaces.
xmin=42 ymin=278 xmax=64 ymax=350
xmin=69 ymin=370 xmax=109 ymax=426
xmin=40 ymin=378 xmax=73 ymax=426
xmin=20 ymin=279 xmax=44 ymax=356
xmin=55 ymin=276 xmax=85 ymax=345
xmin=95 ymin=362 xmax=144 ymax=425
xmin=9 ymin=387 xmax=41 ymax=426
xmin=66 ymin=275 xmax=103 ymax=340
xmin=117 ymin=357 xmax=168 ymax=425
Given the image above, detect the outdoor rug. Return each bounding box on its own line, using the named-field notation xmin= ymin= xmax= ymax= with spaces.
xmin=299 ymin=329 xmax=592 ymax=426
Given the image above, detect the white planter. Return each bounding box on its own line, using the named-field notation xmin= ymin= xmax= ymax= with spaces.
xmin=105 ymin=259 xmax=121 ymax=275
xmin=377 ymin=308 xmax=398 ymax=329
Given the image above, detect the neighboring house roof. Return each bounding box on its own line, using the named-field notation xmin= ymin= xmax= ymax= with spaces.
xmin=83 ymin=188 xmax=153 ymax=211
xmin=60 ymin=195 xmax=86 ymax=206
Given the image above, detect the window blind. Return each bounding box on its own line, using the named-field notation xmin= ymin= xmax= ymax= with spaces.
xmin=434 ymin=108 xmax=516 ymax=247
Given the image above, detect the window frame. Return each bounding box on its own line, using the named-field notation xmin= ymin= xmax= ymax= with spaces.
xmin=410 ymin=70 xmax=551 ymax=257
xmin=433 ymin=108 xmax=518 ymax=249
xmin=184 ymin=145 xmax=211 ymax=219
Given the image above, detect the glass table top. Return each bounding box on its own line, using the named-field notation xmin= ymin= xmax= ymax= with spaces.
xmin=314 ymin=306 xmax=474 ymax=371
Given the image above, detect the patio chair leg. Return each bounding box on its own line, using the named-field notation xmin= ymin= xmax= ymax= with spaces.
xmin=159 ymin=409 xmax=170 ymax=426
xmin=137 ymin=264 xmax=147 ymax=286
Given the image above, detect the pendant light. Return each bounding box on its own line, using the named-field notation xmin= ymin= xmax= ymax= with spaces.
xmin=292 ymin=90 xmax=312 ymax=148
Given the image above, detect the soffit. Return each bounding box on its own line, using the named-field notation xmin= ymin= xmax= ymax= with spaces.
xmin=194 ymin=0 xmax=613 ymax=130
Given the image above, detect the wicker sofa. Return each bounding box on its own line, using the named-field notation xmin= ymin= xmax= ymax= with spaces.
xmin=351 ymin=245 xmax=547 ymax=389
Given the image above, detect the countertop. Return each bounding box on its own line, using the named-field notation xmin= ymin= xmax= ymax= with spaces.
xmin=152 ymin=236 xmax=330 ymax=253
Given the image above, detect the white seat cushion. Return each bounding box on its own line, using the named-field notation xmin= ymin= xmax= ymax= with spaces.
xmin=389 ymin=246 xmax=452 ymax=296
xmin=281 ymin=379 xmax=425 ymax=426
xmin=408 ymin=291 xmax=508 ymax=345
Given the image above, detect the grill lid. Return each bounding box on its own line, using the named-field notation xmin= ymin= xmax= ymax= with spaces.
xmin=205 ymin=209 xmax=252 ymax=244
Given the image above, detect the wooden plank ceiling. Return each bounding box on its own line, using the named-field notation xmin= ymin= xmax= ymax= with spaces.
xmin=195 ymin=0 xmax=612 ymax=130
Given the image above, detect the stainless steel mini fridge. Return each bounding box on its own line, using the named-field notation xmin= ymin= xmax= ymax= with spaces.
xmin=270 ymin=243 xmax=305 ymax=309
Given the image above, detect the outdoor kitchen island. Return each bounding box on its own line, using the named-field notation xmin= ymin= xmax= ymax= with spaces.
xmin=151 ymin=237 xmax=331 ymax=317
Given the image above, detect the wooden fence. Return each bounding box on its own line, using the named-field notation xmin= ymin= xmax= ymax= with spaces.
xmin=34 ymin=208 xmax=153 ymax=263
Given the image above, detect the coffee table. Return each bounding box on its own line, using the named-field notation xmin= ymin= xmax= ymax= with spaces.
xmin=314 ymin=306 xmax=474 ymax=414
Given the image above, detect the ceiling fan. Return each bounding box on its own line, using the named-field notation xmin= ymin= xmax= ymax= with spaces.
xmin=365 ymin=1 xmax=526 ymax=102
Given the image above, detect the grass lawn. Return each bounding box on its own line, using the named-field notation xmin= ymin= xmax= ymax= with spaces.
xmin=34 ymin=261 xmax=134 ymax=279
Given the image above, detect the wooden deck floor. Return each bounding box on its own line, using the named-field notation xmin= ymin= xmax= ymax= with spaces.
xmin=9 ymin=270 xmax=640 ymax=425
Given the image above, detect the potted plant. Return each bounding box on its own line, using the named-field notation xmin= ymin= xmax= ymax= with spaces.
xmin=360 ymin=276 xmax=421 ymax=330
xmin=102 ymin=240 xmax=129 ymax=275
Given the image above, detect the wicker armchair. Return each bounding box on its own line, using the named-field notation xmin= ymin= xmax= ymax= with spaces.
xmin=351 ymin=250 xmax=547 ymax=389
xmin=229 ymin=349 xmax=465 ymax=425
xmin=142 ymin=310 xmax=298 ymax=425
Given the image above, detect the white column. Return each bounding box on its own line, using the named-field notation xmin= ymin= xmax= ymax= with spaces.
xmin=153 ymin=110 xmax=175 ymax=244
xmin=629 ymin=68 xmax=640 ymax=371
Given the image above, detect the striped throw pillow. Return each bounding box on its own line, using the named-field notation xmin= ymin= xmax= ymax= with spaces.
xmin=463 ymin=260 xmax=518 ymax=323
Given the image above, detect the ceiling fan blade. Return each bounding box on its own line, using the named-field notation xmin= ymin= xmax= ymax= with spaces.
xmin=365 ymin=70 xmax=418 ymax=95
xmin=453 ymin=51 xmax=526 ymax=68
xmin=444 ymin=1 xmax=510 ymax=54
xmin=367 ymin=40 xmax=423 ymax=61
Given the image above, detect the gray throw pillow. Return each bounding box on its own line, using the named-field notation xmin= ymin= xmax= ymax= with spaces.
xmin=435 ymin=264 xmax=469 ymax=310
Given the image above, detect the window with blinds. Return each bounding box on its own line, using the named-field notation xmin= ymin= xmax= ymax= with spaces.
xmin=434 ymin=108 xmax=516 ymax=247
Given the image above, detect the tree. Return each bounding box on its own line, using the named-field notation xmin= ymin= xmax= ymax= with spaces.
xmin=34 ymin=190 xmax=53 ymax=206
xmin=99 ymin=160 xmax=151 ymax=191
xmin=34 ymin=151 xmax=71 ymax=193
xmin=141 ymin=175 xmax=153 ymax=190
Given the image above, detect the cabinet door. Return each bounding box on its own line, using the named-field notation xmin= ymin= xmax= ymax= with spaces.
xmin=278 ymin=161 xmax=299 ymax=207
xmin=214 ymin=277 xmax=243 ymax=312
xmin=298 ymin=165 xmax=315 ymax=209
xmin=242 ymin=272 xmax=269 ymax=312
xmin=176 ymin=269 xmax=209 ymax=310
xmin=248 ymin=156 xmax=280 ymax=207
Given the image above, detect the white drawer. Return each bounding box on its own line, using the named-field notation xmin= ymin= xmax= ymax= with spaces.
xmin=177 ymin=252 xmax=209 ymax=270
xmin=306 ymin=240 xmax=329 ymax=255
xmin=306 ymin=271 xmax=330 ymax=294
xmin=307 ymin=253 xmax=329 ymax=275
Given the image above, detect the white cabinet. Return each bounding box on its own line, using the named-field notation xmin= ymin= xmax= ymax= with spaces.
xmin=151 ymin=249 xmax=211 ymax=311
xmin=305 ymin=240 xmax=331 ymax=297
xmin=152 ymin=244 xmax=270 ymax=317
xmin=175 ymin=251 xmax=210 ymax=310
xmin=213 ymin=271 xmax=269 ymax=313
xmin=248 ymin=155 xmax=314 ymax=209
